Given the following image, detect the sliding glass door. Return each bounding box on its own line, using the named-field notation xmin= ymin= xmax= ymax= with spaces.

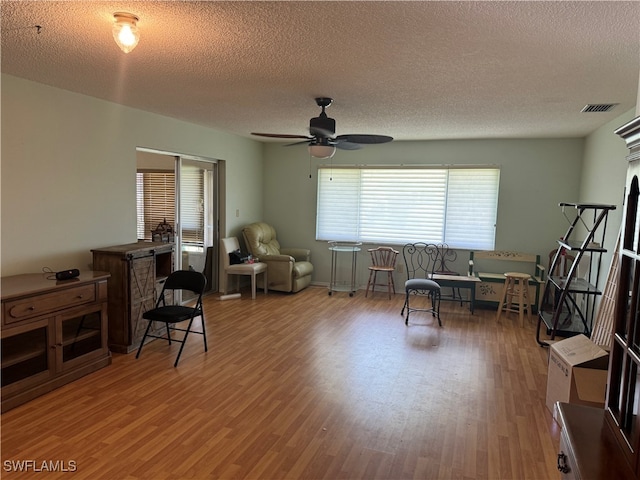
xmin=178 ymin=158 xmax=218 ymax=295
xmin=136 ymin=150 xmax=219 ymax=297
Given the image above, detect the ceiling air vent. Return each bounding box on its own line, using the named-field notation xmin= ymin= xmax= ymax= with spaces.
xmin=581 ymin=103 xmax=619 ymax=113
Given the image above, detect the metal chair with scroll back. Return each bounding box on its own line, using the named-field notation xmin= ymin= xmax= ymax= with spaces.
xmin=433 ymin=243 xmax=462 ymax=305
xmin=401 ymin=242 xmax=442 ymax=326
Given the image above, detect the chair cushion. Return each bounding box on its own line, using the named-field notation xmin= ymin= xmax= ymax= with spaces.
xmin=405 ymin=278 xmax=440 ymax=291
xmin=243 ymin=222 xmax=282 ymax=257
xmin=143 ymin=305 xmax=202 ymax=323
xmin=226 ymin=262 xmax=268 ymax=274
xmin=293 ymin=260 xmax=313 ymax=278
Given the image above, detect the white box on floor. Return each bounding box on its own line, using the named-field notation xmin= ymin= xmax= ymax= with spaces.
xmin=546 ymin=334 xmax=609 ymax=413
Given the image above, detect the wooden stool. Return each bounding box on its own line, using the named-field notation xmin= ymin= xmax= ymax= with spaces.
xmin=496 ymin=272 xmax=531 ymax=327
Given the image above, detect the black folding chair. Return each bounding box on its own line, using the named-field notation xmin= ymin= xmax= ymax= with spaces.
xmin=136 ymin=270 xmax=208 ymax=367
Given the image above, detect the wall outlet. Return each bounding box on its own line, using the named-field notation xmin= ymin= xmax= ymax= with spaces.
xmin=397 ymin=263 xmax=404 ymax=274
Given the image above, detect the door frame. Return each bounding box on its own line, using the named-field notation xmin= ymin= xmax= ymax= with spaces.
xmin=136 ymin=147 xmax=220 ymax=293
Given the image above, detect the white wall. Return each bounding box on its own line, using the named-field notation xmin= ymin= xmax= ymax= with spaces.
xmin=1 ymin=74 xmax=264 ymax=276
xmin=262 ymin=136 xmax=586 ymax=287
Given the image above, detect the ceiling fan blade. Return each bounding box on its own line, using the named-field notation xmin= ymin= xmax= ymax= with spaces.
xmin=252 ymin=132 xmax=313 ymax=140
xmin=284 ymin=140 xmax=312 ymax=147
xmin=336 ymin=134 xmax=394 ymax=144
xmin=334 ymin=141 xmax=362 ymax=151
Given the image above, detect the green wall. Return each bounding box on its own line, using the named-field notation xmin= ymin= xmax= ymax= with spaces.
xmin=579 ymin=108 xmax=637 ymax=293
xmin=1 ymin=74 xmax=264 ymax=276
xmin=1 ymin=72 xmax=635 ymax=291
xmin=262 ymin=116 xmax=634 ymax=287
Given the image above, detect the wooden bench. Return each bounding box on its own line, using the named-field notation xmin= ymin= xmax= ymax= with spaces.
xmin=468 ymin=250 xmax=545 ymax=311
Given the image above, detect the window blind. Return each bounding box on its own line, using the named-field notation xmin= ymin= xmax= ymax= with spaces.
xmin=136 ymin=168 xmax=206 ymax=246
xmin=180 ymin=165 xmax=205 ymax=245
xmin=316 ymin=166 xmax=500 ymax=250
xmin=136 ymin=172 xmax=175 ymax=242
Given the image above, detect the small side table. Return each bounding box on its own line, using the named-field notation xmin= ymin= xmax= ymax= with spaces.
xmin=328 ymin=241 xmax=362 ymax=297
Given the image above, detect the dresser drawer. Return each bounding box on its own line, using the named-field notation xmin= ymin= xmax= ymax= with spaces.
xmin=558 ymin=431 xmax=577 ymax=479
xmin=3 ymin=284 xmax=96 ymax=325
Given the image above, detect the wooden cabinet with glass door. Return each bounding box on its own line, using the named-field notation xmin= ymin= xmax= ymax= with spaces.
xmin=555 ymin=117 xmax=640 ymax=479
xmin=605 ymin=116 xmax=640 ymax=478
xmin=1 ymin=271 xmax=111 ymax=412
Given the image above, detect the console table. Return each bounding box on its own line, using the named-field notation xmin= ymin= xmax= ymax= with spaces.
xmin=1 ymin=271 xmax=112 ymax=412
xmin=431 ymin=273 xmax=481 ymax=313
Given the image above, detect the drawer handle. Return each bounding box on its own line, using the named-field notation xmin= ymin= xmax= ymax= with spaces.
xmin=28 ymin=306 xmax=36 ymax=311
xmin=557 ymin=451 xmax=570 ymax=474
xmin=77 ymin=295 xmax=84 ymax=299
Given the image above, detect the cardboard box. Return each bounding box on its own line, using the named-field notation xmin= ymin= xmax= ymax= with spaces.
xmin=546 ymin=334 xmax=609 ymax=414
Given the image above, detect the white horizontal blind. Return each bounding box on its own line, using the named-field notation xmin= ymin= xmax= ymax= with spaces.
xmin=136 ymin=174 xmax=145 ymax=240
xmin=316 ymin=166 xmax=499 ymax=249
xmin=180 ymin=165 xmax=205 ymax=246
xmin=360 ymin=169 xmax=447 ymax=243
xmin=445 ymin=168 xmax=500 ymax=249
xmin=136 ymin=172 xmax=176 ymax=242
xmin=316 ymin=169 xmax=361 ymax=241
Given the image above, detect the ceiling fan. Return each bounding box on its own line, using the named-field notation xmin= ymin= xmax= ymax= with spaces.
xmin=251 ymin=97 xmax=393 ymax=158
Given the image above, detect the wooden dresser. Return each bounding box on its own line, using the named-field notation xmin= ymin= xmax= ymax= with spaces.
xmin=1 ymin=271 xmax=111 ymax=412
xmin=556 ymin=403 xmax=635 ymax=479
xmin=92 ymin=242 xmax=174 ymax=353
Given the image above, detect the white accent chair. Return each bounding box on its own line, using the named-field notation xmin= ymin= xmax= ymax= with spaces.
xmin=221 ymin=237 xmax=267 ymax=300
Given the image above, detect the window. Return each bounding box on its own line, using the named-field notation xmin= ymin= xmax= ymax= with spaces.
xmin=136 ymin=171 xmax=175 ymax=241
xmin=316 ymin=166 xmax=500 ymax=250
xmin=180 ymin=165 xmax=206 ymax=248
xmin=136 ymin=168 xmax=206 ymax=248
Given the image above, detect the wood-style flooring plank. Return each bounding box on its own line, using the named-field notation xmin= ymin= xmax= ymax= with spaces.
xmin=2 ymin=286 xmax=561 ymax=479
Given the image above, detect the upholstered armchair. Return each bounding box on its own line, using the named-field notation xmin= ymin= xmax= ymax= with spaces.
xmin=242 ymin=222 xmax=313 ymax=293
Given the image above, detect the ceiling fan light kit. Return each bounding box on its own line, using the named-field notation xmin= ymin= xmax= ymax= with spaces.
xmin=308 ymin=144 xmax=336 ymax=159
xmin=112 ymin=12 xmax=140 ymax=53
xmin=252 ymin=98 xmax=393 ymax=158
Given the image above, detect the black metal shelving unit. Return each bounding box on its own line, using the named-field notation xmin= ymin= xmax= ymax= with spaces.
xmin=536 ymin=202 xmax=616 ymax=346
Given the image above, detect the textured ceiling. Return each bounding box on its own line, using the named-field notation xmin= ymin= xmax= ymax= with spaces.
xmin=2 ymin=1 xmax=639 ymax=142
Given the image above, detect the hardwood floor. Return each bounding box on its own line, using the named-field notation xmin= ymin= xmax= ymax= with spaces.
xmin=1 ymin=286 xmax=561 ymax=479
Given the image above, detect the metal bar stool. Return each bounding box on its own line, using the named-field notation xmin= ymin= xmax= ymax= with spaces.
xmin=496 ymin=272 xmax=531 ymax=327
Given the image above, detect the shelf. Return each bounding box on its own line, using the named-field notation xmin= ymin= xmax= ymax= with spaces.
xmin=558 ymin=239 xmax=607 ymax=253
xmin=62 ymin=328 xmax=100 ymax=347
xmin=328 ymin=283 xmax=357 ymax=292
xmin=536 ymin=202 xmax=615 ymax=345
xmin=548 ymin=276 xmax=601 ymax=294
xmin=1 ymin=345 xmax=47 ymax=368
xmin=559 ymin=202 xmax=618 ymax=210
xmin=539 ymin=310 xmax=591 ymax=337
xmin=1 ymin=329 xmax=47 ymax=368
